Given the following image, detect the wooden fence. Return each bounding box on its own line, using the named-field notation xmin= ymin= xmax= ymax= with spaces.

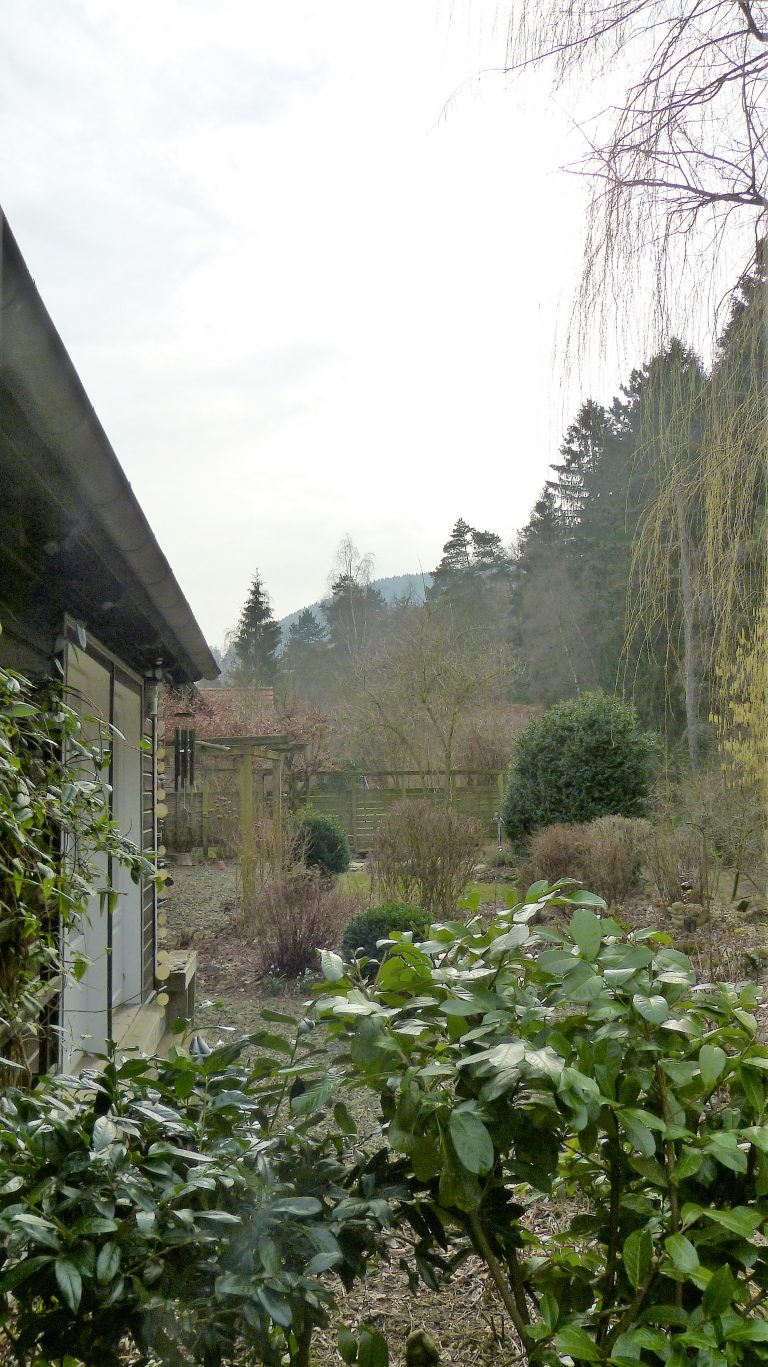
xmin=306 ymin=771 xmax=505 ymax=853
xmin=164 ymin=761 xmax=505 ymax=855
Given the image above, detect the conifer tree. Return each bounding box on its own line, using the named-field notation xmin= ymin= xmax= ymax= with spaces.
xmin=232 ymin=571 xmax=281 ymax=685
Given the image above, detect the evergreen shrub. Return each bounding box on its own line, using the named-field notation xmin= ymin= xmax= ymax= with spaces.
xmin=296 ymin=809 xmax=351 ymax=876
xmin=0 ymin=1030 xmax=390 ymax=1366
xmin=340 ymin=903 xmax=428 ymax=972
xmin=320 ymin=885 xmax=768 ymax=1364
xmin=503 ymin=690 xmax=656 ymax=846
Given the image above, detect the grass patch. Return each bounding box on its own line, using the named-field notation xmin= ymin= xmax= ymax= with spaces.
xmin=337 ymin=869 xmax=373 ymax=899
xmin=337 ymin=872 xmax=513 ymax=912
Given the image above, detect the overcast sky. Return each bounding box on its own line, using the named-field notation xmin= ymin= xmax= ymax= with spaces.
xmin=3 ymin=1 xmax=611 ymax=646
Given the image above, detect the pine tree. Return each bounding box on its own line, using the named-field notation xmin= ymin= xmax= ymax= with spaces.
xmin=286 ymin=608 xmax=327 ymax=651
xmin=232 ymin=571 xmax=281 ymax=685
xmin=429 ymin=519 xmax=514 ymax=632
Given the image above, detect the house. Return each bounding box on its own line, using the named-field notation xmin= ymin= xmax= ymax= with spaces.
xmin=0 ymin=209 xmax=219 ymax=1069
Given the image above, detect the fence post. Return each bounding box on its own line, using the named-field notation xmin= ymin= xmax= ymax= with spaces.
xmin=201 ymin=768 xmax=210 ymax=852
xmin=238 ymin=751 xmax=255 ymax=910
xmin=349 ymin=774 xmax=358 ymax=853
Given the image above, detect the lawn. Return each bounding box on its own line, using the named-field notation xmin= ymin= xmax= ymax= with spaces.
xmin=337 ymin=869 xmax=515 ymax=910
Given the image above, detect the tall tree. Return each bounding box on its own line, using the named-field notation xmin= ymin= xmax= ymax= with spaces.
xmin=430 ymin=518 xmax=515 ymax=635
xmin=503 ymin=0 xmax=768 ymax=325
xmin=232 ymin=571 xmax=281 ymax=686
xmin=280 ymin=609 xmax=329 ymax=705
xmin=344 ymin=599 xmax=518 ymax=790
xmin=322 ymin=537 xmax=387 ymax=662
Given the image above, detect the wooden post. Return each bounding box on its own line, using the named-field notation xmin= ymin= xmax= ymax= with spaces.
xmin=273 ymin=754 xmax=285 ymax=870
xmin=349 ymin=774 xmax=358 ymax=854
xmin=201 ymin=765 xmax=210 ymax=852
xmin=238 ymin=751 xmax=255 ymax=910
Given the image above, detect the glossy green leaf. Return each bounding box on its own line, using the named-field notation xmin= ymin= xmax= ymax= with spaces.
xmin=320 ymin=949 xmax=344 ymax=983
xmin=357 ymin=1326 xmax=389 ymax=1367
xmin=55 ymin=1259 xmax=82 ymax=1312
xmin=449 ymin=1108 xmax=494 ymax=1174
xmin=699 ymin=1045 xmax=727 ymax=1090
xmin=338 ymin=1327 xmax=359 ymax=1364
xmin=257 ymin=1287 xmax=293 ymax=1327
xmin=724 ymin=1320 xmax=768 ymax=1342
xmin=554 ymin=1325 xmax=603 ymax=1360
xmin=623 ymin=1228 xmax=652 ymax=1289
xmin=632 ymin=994 xmax=669 ymax=1025
xmin=703 ymin=1263 xmax=736 ymax=1318
xmin=569 ymin=908 xmax=604 ymax=960
xmin=664 ymin=1234 xmax=698 ymax=1273
xmin=96 ymin=1243 xmax=121 ymax=1285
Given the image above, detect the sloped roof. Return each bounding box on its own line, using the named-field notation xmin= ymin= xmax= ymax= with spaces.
xmin=0 ymin=209 xmax=219 ymax=683
xmin=159 ymin=685 xmax=278 ymax=740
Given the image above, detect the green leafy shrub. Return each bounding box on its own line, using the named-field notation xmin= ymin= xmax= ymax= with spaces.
xmin=0 ymin=1025 xmax=391 ymax=1366
xmin=370 ymin=800 xmax=481 ymax=917
xmin=0 ymin=658 xmax=152 ymax=1076
xmin=297 ymin=809 xmax=351 ymax=876
xmin=340 ymin=903 xmax=428 ymax=972
xmin=319 ymin=884 xmax=768 ymax=1365
xmin=247 ymin=871 xmax=361 ymax=978
xmin=503 ymin=691 xmax=656 ymax=846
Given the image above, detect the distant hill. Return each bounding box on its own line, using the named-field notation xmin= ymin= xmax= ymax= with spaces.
xmin=277 ymin=573 xmax=431 ymax=639
xmin=213 ymin=573 xmax=432 ymax=679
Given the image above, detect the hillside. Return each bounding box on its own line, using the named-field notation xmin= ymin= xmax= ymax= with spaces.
xmin=213 ymin=572 xmax=432 ymax=677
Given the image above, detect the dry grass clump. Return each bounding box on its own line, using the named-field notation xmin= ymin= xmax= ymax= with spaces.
xmin=371 ymin=800 xmax=482 ymax=918
xmin=242 ymin=871 xmax=362 ymax=978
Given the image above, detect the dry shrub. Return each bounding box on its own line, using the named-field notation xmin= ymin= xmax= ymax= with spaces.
xmin=582 ymin=816 xmax=649 ymax=905
xmin=526 ymin=823 xmax=590 ymax=887
xmin=245 ymin=871 xmax=361 ymax=979
xmin=371 ymin=800 xmax=482 ymax=918
xmin=638 ymin=823 xmax=711 ymax=905
xmin=525 ymin=816 xmax=648 ymax=904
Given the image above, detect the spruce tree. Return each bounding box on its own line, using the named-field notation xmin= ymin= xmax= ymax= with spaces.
xmin=232 ymin=571 xmax=281 ymax=685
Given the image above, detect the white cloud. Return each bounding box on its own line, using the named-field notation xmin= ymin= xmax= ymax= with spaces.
xmin=1 ymin=0 xmax=602 ymax=645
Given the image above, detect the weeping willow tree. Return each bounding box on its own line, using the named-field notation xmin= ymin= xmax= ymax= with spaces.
xmin=503 ymin=0 xmax=768 ymax=331
xmin=498 ymin=0 xmax=768 ymax=834
xmin=624 ymin=290 xmax=767 ymax=790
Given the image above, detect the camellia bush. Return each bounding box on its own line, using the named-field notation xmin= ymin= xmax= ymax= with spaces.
xmin=318 ymin=882 xmax=768 ymax=1365
xmin=502 ymin=691 xmax=656 ymax=847
xmin=0 ymin=1022 xmax=394 ymax=1367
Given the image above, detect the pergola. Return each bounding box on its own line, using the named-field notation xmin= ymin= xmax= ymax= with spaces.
xmin=196 ymin=734 xmax=306 ymax=902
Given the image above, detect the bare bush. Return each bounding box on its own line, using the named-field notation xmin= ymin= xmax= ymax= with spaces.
xmin=581 ymin=816 xmax=649 ymax=905
xmin=527 ymin=823 xmax=590 ymax=887
xmin=371 ymin=800 xmax=482 ymax=917
xmin=525 ymin=816 xmax=648 ymax=904
xmin=245 ymin=871 xmax=362 ymax=979
xmin=639 ymin=823 xmax=709 ymax=906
